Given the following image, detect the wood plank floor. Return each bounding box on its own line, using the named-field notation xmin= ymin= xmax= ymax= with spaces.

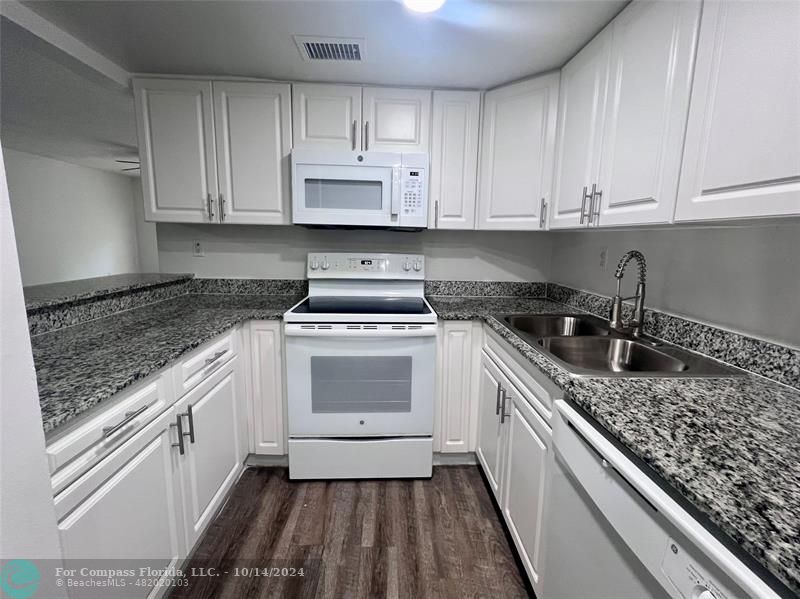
xmin=168 ymin=466 xmax=531 ymax=599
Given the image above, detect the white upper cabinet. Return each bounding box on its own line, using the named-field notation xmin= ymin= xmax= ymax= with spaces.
xmin=134 ymin=79 xmax=218 ymax=223
xmin=596 ymin=0 xmax=701 ymax=227
xmin=213 ymin=81 xmax=292 ymax=225
xmin=477 ymin=74 xmax=560 ymax=230
xmin=362 ymin=87 xmax=432 ymax=153
xmin=675 ymin=0 xmax=800 ymax=222
xmin=292 ymin=83 xmax=362 ymax=150
xmin=551 ymin=0 xmax=702 ymax=229
xmin=134 ymin=77 xmax=292 ymax=224
xmin=429 ymin=90 xmax=481 ymax=229
xmin=549 ymin=30 xmax=611 ymax=229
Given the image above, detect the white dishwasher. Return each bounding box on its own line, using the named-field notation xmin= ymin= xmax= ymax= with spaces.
xmin=543 ymin=400 xmax=782 ymax=599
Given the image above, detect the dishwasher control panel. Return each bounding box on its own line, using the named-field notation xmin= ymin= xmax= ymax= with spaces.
xmin=662 ymin=537 xmax=734 ymax=599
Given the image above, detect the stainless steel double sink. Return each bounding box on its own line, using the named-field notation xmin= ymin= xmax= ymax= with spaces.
xmin=496 ymin=313 xmax=739 ymax=377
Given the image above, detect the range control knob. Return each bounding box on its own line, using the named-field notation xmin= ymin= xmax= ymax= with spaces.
xmin=321 ymin=260 xmax=330 ymax=271
xmin=310 ymin=260 xmax=319 ymax=270
xmin=402 ymin=261 xmax=411 ymax=272
xmin=413 ymin=261 xmax=422 ymax=272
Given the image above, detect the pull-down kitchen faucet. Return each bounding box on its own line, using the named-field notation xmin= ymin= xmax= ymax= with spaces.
xmin=609 ymin=250 xmax=647 ymax=337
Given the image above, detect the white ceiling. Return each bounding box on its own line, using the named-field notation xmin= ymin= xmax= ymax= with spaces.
xmin=1 ymin=0 xmax=627 ymax=174
xmin=21 ymin=0 xmax=628 ymax=89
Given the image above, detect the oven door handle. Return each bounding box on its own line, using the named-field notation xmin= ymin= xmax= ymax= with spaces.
xmin=284 ymin=324 xmax=437 ymax=337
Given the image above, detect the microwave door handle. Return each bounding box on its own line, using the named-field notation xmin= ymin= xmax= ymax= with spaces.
xmin=391 ymin=169 xmax=401 ymax=218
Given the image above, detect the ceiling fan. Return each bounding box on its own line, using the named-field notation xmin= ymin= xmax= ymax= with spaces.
xmin=115 ymin=159 xmax=140 ymax=172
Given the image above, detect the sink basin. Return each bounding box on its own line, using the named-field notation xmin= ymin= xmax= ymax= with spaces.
xmin=538 ymin=337 xmax=688 ymax=374
xmin=502 ymin=314 xmax=609 ymax=337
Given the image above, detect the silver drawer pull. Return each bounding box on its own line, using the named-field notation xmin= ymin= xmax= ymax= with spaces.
xmin=102 ymin=403 xmax=150 ymax=438
xmin=204 ymin=350 xmax=226 ymax=368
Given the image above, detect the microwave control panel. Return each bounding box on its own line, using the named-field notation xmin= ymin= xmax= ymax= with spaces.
xmin=401 ymin=169 xmax=425 ymax=217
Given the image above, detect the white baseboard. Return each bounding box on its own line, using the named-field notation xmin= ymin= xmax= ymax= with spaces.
xmin=434 ymin=451 xmax=477 ymax=465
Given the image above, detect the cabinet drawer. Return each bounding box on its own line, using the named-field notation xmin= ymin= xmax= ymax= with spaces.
xmin=173 ymin=329 xmax=239 ymax=397
xmin=47 ymin=370 xmax=172 ymax=492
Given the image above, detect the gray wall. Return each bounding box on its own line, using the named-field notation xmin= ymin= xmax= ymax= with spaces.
xmin=550 ymin=223 xmax=800 ymax=348
xmin=158 ymin=224 xmax=553 ymax=282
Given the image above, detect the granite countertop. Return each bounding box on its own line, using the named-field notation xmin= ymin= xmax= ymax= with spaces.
xmin=33 ymin=293 xmax=300 ymax=434
xmin=428 ymin=295 xmax=800 ymax=596
xmin=24 ymin=273 xmax=193 ymax=311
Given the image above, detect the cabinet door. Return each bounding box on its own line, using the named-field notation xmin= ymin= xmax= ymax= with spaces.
xmin=213 ymin=81 xmax=292 ymax=225
xmin=429 ymin=91 xmax=480 ymax=229
xmin=675 ymin=1 xmax=800 ymax=222
xmin=476 ymin=352 xmax=507 ymax=499
xmin=362 ymin=87 xmax=431 ymax=152
xmin=292 ymin=83 xmax=362 ymax=150
xmin=477 ymin=74 xmax=559 ymax=230
xmin=56 ymin=411 xmax=183 ymax=579
xmin=436 ymin=322 xmax=477 ymax=453
xmin=595 ymin=1 xmax=701 ymax=227
xmin=502 ymin=394 xmax=551 ymax=596
xmin=176 ymin=357 xmax=242 ymax=549
xmin=133 ymin=78 xmax=217 ymax=223
xmin=549 ymin=31 xmax=611 ymax=229
xmin=250 ymin=321 xmax=285 ymax=455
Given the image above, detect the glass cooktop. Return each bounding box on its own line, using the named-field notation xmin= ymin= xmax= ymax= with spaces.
xmin=292 ymin=296 xmax=431 ymax=315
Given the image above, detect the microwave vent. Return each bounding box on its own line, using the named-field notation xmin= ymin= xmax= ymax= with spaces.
xmin=294 ymin=36 xmax=364 ymax=62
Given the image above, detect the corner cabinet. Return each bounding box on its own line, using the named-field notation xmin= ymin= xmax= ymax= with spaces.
xmin=550 ymin=0 xmax=700 ymax=229
xmin=429 ymin=91 xmax=481 ymax=229
xmin=133 ymin=78 xmax=292 ymax=225
xmin=675 ymin=0 xmax=800 ymax=222
xmin=477 ymin=74 xmax=559 ymax=230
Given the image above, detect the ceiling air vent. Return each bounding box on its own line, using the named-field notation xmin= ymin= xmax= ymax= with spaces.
xmin=293 ymin=36 xmax=365 ymax=62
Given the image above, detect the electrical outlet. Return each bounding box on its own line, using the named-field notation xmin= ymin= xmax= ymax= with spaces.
xmin=193 ymin=241 xmax=205 ymax=257
xmin=599 ymin=247 xmax=608 ymax=270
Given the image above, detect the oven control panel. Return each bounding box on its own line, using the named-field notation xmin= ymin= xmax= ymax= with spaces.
xmin=307 ymin=253 xmax=425 ymax=279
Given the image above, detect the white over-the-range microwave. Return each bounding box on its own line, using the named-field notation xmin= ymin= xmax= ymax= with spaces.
xmin=291 ymin=149 xmax=429 ymax=229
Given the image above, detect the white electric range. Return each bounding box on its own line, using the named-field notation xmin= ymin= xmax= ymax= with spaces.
xmin=283 ymin=252 xmax=437 ymax=480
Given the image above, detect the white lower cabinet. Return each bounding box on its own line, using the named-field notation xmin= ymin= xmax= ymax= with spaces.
xmin=435 ymin=321 xmax=481 ymax=453
xmin=174 ymin=355 xmax=243 ymax=550
xmin=249 ymin=321 xmax=286 ymax=455
xmin=476 ymin=351 xmax=507 ymax=497
xmin=53 ymin=329 xmax=247 ymax=597
xmin=54 ymin=409 xmax=184 ymax=597
xmin=502 ymin=392 xmax=550 ymax=594
xmin=476 ymin=335 xmax=554 ymax=597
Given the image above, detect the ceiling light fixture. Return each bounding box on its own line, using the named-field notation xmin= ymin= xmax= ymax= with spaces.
xmin=403 ymin=0 xmax=446 ymax=14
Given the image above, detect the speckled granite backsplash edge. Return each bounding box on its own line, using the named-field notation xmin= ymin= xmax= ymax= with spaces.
xmin=26 ymin=276 xmax=798 ymax=388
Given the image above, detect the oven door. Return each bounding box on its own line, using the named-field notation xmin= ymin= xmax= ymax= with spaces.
xmin=284 ymin=324 xmax=435 ymax=436
xmin=292 ymin=164 xmax=398 ymax=227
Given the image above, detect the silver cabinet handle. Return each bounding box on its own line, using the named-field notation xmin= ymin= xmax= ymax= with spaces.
xmin=434 ymin=200 xmax=439 ymax=229
xmin=500 ymin=389 xmax=511 ymax=424
xmin=204 ymin=350 xmax=226 ymax=368
xmin=591 ymin=187 xmax=602 ymax=225
xmin=102 ymin=403 xmax=150 ymax=438
xmin=579 ymin=187 xmax=588 ymax=224
xmin=539 ymin=197 xmax=547 ymax=229
xmin=586 ymin=184 xmax=598 ymax=224
xmin=352 ymin=120 xmax=357 ymax=151
xmin=171 ymin=414 xmax=186 ymax=455
xmin=178 ymin=404 xmax=196 ymax=444
xmin=495 ymin=381 xmax=502 ymax=415
xmin=206 ymin=193 xmax=215 ymax=221
xmin=218 ymin=193 xmax=226 ymax=222
xmin=364 ymin=121 xmax=369 ymax=151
